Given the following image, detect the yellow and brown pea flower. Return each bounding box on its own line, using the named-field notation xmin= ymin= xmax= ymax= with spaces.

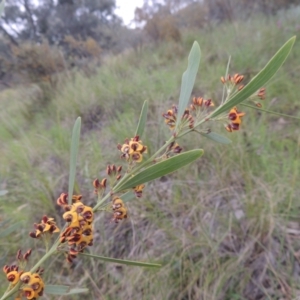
xmin=3 ymin=265 xmax=22 ymax=285
xmin=118 ymin=136 xmax=147 ymax=163
xmin=29 ymin=215 xmax=60 ymax=239
xmin=162 ymin=105 xmax=178 ymax=130
xmin=111 ymin=197 xmax=127 ymax=223
xmin=133 ymin=184 xmax=145 ymax=198
xmin=20 ymin=271 xmax=44 ymax=299
xmin=57 ymin=193 xmax=94 ymax=263
xmin=166 ymin=141 xmax=182 ymax=156
xmin=3 ymin=251 xmax=44 ymax=299
xmin=225 ymin=106 xmax=245 ymax=132
xmin=3 ymin=249 xmax=33 ymax=287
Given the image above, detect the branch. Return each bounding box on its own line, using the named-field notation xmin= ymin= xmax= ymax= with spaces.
xmin=23 ymin=0 xmax=38 ymax=40
xmin=0 ymin=25 xmax=18 ymax=46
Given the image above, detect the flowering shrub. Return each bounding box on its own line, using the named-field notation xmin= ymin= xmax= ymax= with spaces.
xmin=0 ymin=34 xmax=296 ymax=299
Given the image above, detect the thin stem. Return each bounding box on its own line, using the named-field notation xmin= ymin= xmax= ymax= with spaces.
xmin=241 ymin=103 xmax=300 ymax=120
xmin=93 ymin=191 xmax=111 ymax=211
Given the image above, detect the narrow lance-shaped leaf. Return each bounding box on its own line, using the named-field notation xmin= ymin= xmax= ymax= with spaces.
xmin=45 ymin=285 xmax=88 ymax=295
xmin=119 ymin=190 xmax=136 ymax=203
xmin=210 ymin=36 xmax=296 ymax=118
xmin=114 ymin=149 xmax=204 ymax=192
xmin=68 ymin=117 xmax=81 ymax=204
xmin=176 ymin=42 xmax=201 ymax=130
xmin=135 ymin=100 xmax=148 ymax=138
xmin=80 ymin=252 xmax=161 ymax=268
xmin=200 ymin=132 xmax=232 ymax=144
xmin=63 ymin=288 xmax=89 ymax=295
xmin=44 ymin=285 xmax=70 ymax=295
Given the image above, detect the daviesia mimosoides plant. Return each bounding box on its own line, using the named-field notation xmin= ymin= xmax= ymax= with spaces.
xmin=1 ymin=36 xmax=296 ymax=299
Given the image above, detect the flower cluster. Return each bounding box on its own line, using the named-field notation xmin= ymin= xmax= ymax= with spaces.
xmin=111 ymin=197 xmax=127 ymax=223
xmin=225 ymin=106 xmax=245 ymax=132
xmin=162 ymin=105 xmax=178 ymax=129
xmin=57 ymin=193 xmax=94 ymax=263
xmin=162 ymin=105 xmax=195 ymax=130
xmin=3 ymin=265 xmax=22 ymax=286
xmin=19 ymin=270 xmax=44 ymax=300
xmin=162 ymin=71 xmax=267 ymax=134
xmin=107 ymin=164 xmax=123 ymax=186
xmin=29 ymin=215 xmax=60 ymax=239
xmin=190 ymin=97 xmax=214 ymax=110
xmin=118 ymin=136 xmax=147 ymax=163
xmin=3 ymin=250 xmax=45 ymax=300
xmin=221 ymin=73 xmax=245 ymax=90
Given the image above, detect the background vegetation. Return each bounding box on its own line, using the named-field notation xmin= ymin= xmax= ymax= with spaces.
xmin=1 ymin=0 xmax=300 ymax=299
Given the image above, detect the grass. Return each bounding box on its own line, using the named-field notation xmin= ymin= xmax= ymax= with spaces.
xmin=1 ymin=9 xmax=300 ymax=299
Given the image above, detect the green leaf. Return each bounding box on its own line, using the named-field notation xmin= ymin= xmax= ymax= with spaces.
xmin=44 ymin=285 xmax=70 ymax=295
xmin=135 ymin=100 xmax=148 ymax=138
xmin=68 ymin=117 xmax=81 ymax=204
xmin=0 ymin=221 xmax=23 ymax=238
xmin=0 ymin=190 xmax=8 ymax=196
xmin=210 ymin=36 xmax=296 ymax=118
xmin=64 ymin=288 xmax=89 ymax=295
xmin=200 ymin=132 xmax=232 ymax=144
xmin=114 ymin=149 xmax=204 ymax=192
xmin=45 ymin=285 xmax=88 ymax=295
xmin=80 ymin=253 xmax=161 ymax=268
xmin=0 ymin=0 xmax=5 ymax=16
xmin=176 ymin=42 xmax=201 ymax=130
xmin=120 ymin=190 xmax=136 ymax=203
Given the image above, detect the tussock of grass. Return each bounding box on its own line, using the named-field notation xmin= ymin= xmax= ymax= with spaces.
xmin=1 ymin=10 xmax=300 ymax=299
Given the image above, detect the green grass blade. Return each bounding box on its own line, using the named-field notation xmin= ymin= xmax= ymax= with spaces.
xmin=68 ymin=117 xmax=81 ymax=204
xmin=45 ymin=285 xmax=88 ymax=295
xmin=114 ymin=149 xmax=204 ymax=192
xmin=210 ymin=36 xmax=296 ymax=118
xmin=0 ymin=0 xmax=5 ymax=16
xmin=176 ymin=41 xmax=201 ymax=130
xmin=135 ymin=100 xmax=148 ymax=138
xmin=80 ymin=253 xmax=161 ymax=268
xmin=200 ymin=132 xmax=232 ymax=144
xmin=0 ymin=221 xmax=23 ymax=238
